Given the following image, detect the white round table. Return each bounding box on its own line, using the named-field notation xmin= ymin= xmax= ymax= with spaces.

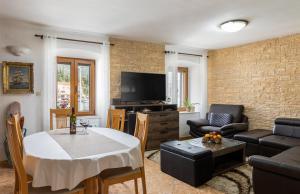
xmin=23 ymin=127 xmax=143 ymax=192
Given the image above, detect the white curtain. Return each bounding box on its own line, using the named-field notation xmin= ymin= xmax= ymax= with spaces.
xmin=165 ymin=48 xmax=208 ymax=118
xmin=199 ymin=52 xmax=208 ymax=118
xmin=96 ymin=42 xmax=110 ymax=127
xmin=165 ymin=52 xmax=178 ymax=104
xmin=42 ymin=36 xmax=57 ymax=131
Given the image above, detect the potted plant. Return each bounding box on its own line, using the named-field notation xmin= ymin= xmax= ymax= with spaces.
xmin=184 ymin=99 xmax=194 ymax=112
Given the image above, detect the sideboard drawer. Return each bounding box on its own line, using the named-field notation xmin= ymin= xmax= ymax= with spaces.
xmin=149 ymin=121 xmax=179 ymax=132
xmin=149 ymin=111 xmax=179 ymax=122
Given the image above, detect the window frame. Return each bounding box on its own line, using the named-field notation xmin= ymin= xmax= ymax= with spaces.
xmin=57 ymin=56 xmax=95 ymax=116
xmin=177 ymin=67 xmax=189 ymax=107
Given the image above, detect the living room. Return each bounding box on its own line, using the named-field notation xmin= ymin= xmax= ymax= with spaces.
xmin=0 ymin=0 xmax=299 ymax=194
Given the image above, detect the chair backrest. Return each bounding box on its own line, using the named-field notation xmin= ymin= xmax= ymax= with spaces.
xmin=134 ymin=113 xmax=149 ymax=158
xmin=273 ymin=118 xmax=300 ymax=138
xmin=10 ymin=114 xmax=25 ymax=154
xmin=6 ymin=101 xmax=21 ymax=118
xmin=50 ymin=109 xmax=71 ymax=130
xmin=106 ymin=109 xmax=126 ymax=131
xmin=209 ymin=104 xmax=244 ymax=123
xmin=6 ymin=117 xmax=29 ymax=194
xmin=6 ymin=101 xmax=24 ymax=129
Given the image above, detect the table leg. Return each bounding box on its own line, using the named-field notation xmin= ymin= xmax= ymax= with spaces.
xmin=84 ymin=176 xmax=98 ymax=194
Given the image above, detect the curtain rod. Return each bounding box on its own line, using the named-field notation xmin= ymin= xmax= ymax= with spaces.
xmin=164 ymin=50 xmax=202 ymax=57
xmin=34 ymin=34 xmax=114 ymax=46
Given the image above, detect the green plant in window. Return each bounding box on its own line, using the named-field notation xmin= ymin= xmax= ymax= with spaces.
xmin=184 ymin=98 xmax=193 ymax=112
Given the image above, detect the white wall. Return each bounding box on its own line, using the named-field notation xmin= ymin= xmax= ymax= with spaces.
xmin=0 ymin=18 xmax=108 ymax=160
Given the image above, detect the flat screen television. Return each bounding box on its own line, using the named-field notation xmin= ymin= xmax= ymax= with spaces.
xmin=121 ymin=72 xmax=166 ymax=102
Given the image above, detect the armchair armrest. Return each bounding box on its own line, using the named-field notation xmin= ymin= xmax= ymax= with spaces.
xmin=249 ymin=155 xmax=300 ymax=180
xmin=220 ymin=123 xmax=248 ymax=132
xmin=187 ymin=119 xmax=209 ymax=127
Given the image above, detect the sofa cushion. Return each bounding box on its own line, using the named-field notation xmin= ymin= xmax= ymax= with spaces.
xmin=234 ymin=129 xmax=272 ymax=144
xmin=272 ymin=146 xmax=300 ymax=166
xmin=200 ymin=126 xmax=221 ymax=133
xmin=209 ymin=104 xmax=244 ymax=123
xmin=273 ymin=118 xmax=300 ymax=138
xmin=259 ymin=135 xmax=300 ymax=150
xmin=209 ymin=113 xmax=232 ymax=127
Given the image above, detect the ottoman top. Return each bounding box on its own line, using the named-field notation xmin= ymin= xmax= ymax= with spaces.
xmin=160 ymin=140 xmax=212 ymax=160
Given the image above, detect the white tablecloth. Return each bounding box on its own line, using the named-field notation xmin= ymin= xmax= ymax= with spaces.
xmin=23 ymin=128 xmax=143 ymax=191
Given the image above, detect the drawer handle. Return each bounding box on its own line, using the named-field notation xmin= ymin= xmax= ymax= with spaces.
xmin=160 ymin=130 xmax=168 ymax=134
xmin=159 ymin=114 xmax=168 ymax=117
xmin=160 ymin=122 xmax=168 ymax=125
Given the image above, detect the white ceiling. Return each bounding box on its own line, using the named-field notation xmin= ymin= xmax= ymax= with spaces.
xmin=1 ymin=0 xmax=300 ymax=49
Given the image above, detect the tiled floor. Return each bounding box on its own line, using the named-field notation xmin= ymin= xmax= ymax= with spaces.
xmin=0 ymin=159 xmax=223 ymax=194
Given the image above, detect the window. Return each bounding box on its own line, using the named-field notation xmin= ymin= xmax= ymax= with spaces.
xmin=56 ymin=57 xmax=95 ymax=115
xmin=177 ymin=67 xmax=189 ymax=107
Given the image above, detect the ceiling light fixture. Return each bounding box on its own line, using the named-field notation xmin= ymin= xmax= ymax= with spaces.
xmin=219 ymin=19 xmax=248 ymax=32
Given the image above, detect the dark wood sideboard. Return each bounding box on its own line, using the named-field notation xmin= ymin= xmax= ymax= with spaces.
xmin=111 ymin=103 xmax=179 ymax=150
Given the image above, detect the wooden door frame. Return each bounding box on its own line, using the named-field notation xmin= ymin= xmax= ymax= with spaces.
xmin=57 ymin=56 xmax=95 ymax=116
xmin=177 ymin=67 xmax=189 ymax=104
xmin=74 ymin=58 xmax=95 ymax=116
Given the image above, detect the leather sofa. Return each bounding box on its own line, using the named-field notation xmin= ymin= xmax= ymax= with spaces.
xmin=243 ymin=118 xmax=300 ymax=194
xmin=249 ymin=146 xmax=300 ymax=194
xmin=187 ymin=104 xmax=248 ymax=138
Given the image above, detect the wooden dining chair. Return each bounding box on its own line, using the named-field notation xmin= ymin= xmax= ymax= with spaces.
xmin=99 ymin=112 xmax=149 ymax=194
xmin=106 ymin=109 xmax=126 ymax=131
xmin=8 ymin=114 xmax=32 ymax=194
xmin=7 ymin=116 xmax=86 ymax=194
xmin=50 ymin=109 xmax=71 ymax=130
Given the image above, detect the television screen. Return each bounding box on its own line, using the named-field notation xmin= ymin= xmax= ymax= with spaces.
xmin=121 ymin=72 xmax=166 ymax=101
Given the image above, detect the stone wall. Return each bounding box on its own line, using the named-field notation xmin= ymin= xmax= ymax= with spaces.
xmin=208 ymin=34 xmax=300 ymax=130
xmin=110 ymin=38 xmax=165 ymax=99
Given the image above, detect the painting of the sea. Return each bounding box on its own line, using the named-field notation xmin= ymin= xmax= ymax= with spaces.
xmin=9 ymin=66 xmax=30 ymax=89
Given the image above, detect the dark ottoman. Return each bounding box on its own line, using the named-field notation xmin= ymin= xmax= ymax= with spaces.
xmin=160 ymin=140 xmax=213 ymax=187
xmin=234 ymin=129 xmax=272 ymax=156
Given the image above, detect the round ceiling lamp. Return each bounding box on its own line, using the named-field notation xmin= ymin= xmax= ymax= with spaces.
xmin=219 ymin=19 xmax=248 ymax=32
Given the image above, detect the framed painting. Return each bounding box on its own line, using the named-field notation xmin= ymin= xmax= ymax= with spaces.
xmin=2 ymin=61 xmax=34 ymax=94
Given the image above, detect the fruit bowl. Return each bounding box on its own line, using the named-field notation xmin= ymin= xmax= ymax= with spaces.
xmin=202 ymin=132 xmax=222 ymax=144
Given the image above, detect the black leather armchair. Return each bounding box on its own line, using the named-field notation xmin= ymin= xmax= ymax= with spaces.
xmin=187 ymin=104 xmax=248 ymax=138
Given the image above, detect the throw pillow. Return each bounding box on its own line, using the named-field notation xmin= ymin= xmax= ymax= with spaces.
xmin=209 ymin=112 xmax=233 ymax=127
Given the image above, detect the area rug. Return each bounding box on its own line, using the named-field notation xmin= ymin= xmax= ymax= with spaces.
xmin=145 ymin=150 xmax=253 ymax=194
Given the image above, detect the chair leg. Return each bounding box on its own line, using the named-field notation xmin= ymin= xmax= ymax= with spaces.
xmin=101 ymin=183 xmax=109 ymax=194
xmin=141 ymin=167 xmax=147 ymax=194
xmin=84 ymin=176 xmax=98 ymax=194
xmin=14 ymin=171 xmax=19 ymax=194
xmin=98 ymin=177 xmax=102 ymax=194
xmin=134 ymin=178 xmax=138 ymax=194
